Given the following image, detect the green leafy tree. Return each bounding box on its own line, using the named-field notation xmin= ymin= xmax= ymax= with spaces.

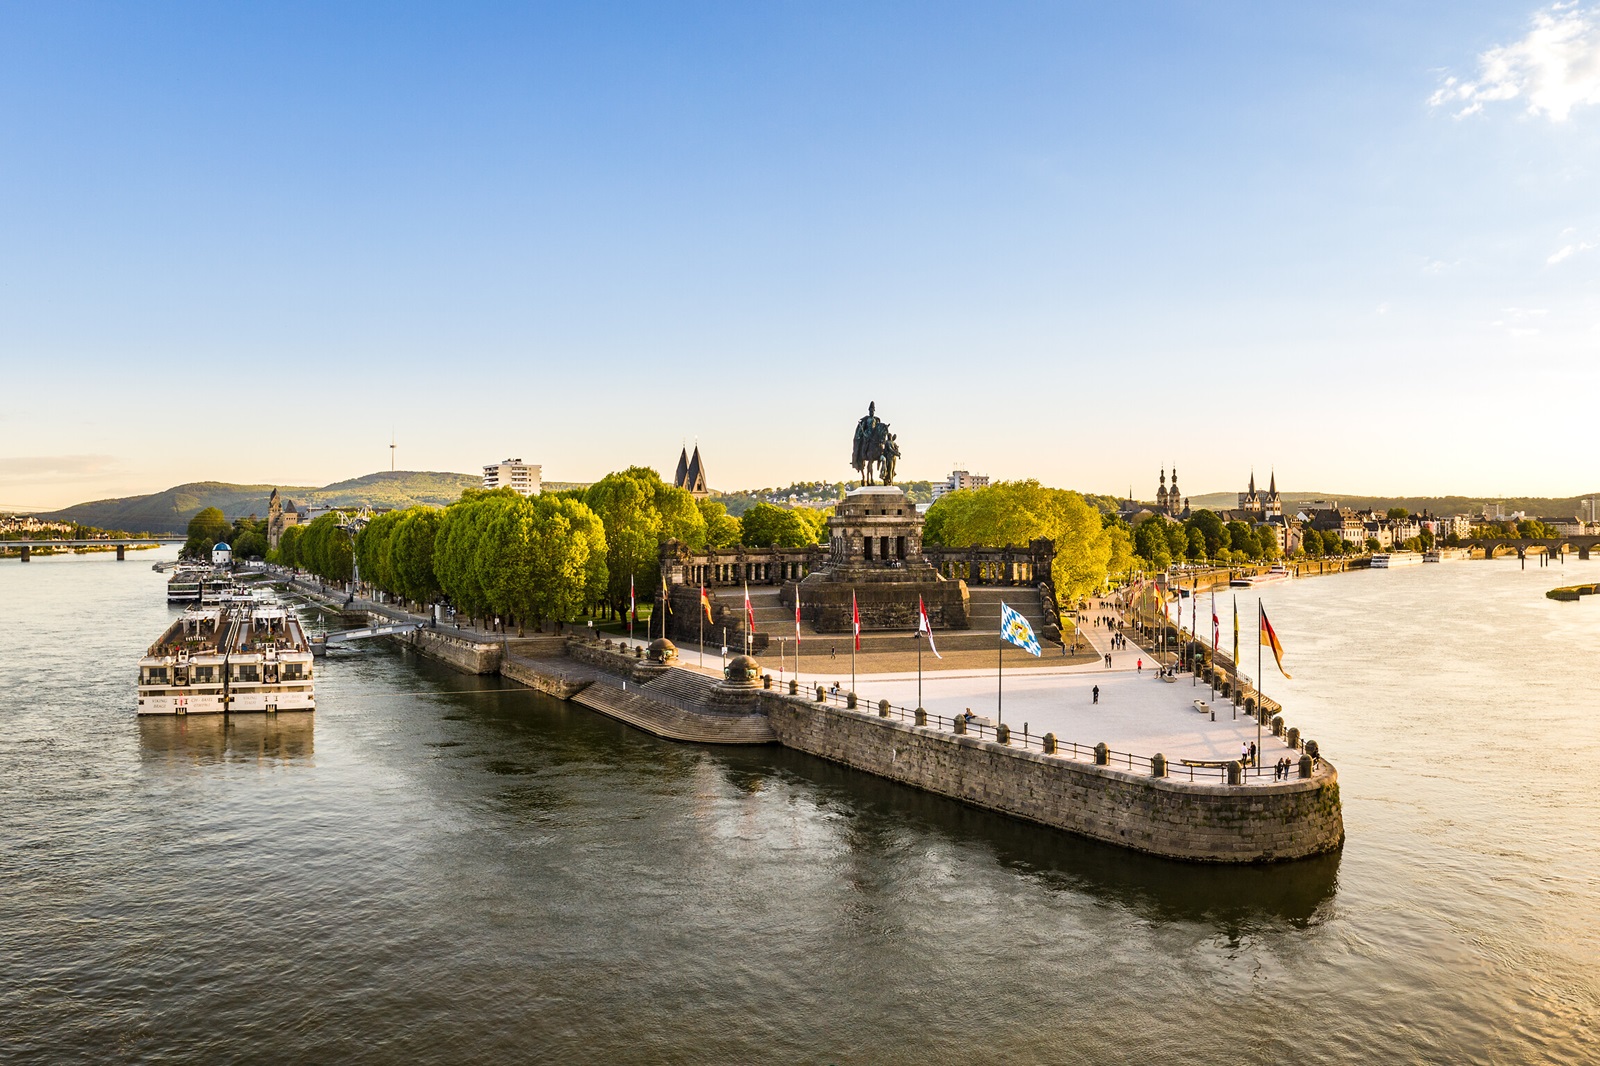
xmin=923 ymin=480 xmax=1111 ymax=601
xmin=697 ymin=498 xmax=743 ymax=549
xmin=1185 ymin=510 xmax=1229 ymax=560
xmin=297 ymin=513 xmax=353 ymax=583
xmin=584 ymin=468 xmax=706 ymax=615
xmin=276 ymin=525 xmax=304 ymax=568
xmin=183 ymin=507 xmax=230 ymax=558
xmin=390 ymin=507 xmax=443 ymax=604
xmin=1186 ymin=526 xmax=1207 ymax=561
xmin=1132 ymin=518 xmax=1173 ymax=570
xmin=1387 ymin=507 xmax=1410 ymax=520
xmin=740 ymin=503 xmax=816 ymax=548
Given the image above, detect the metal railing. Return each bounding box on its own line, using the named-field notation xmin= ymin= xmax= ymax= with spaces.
xmin=801 ymin=687 xmax=1247 ymax=782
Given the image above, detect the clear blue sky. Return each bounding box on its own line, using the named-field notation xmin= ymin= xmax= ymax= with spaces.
xmin=3 ymin=2 xmax=1597 ymax=509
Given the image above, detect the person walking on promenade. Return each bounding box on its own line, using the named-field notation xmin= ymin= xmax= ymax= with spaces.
xmin=1093 ymin=685 xmax=1100 ymax=704
xmin=1105 ymin=653 xmax=1112 ymax=668
xmin=1137 ymin=658 xmax=1142 ymax=673
xmin=1249 ymin=741 xmax=1258 ymax=768
xmin=830 ymin=644 xmax=836 ymax=660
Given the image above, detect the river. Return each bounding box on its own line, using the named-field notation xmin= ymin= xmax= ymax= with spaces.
xmin=2 ymin=548 xmax=1596 ymax=1064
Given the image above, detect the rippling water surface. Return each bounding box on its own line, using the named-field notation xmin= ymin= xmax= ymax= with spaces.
xmin=2 ymin=549 xmax=1597 ymax=1063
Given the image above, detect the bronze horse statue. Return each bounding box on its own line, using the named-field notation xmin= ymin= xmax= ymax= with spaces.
xmin=851 ymin=402 xmax=900 ymax=486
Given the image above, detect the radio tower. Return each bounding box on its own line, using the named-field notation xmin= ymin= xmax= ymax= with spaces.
xmin=390 ymin=430 xmax=396 ymax=472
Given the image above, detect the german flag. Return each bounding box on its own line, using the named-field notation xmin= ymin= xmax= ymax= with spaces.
xmin=700 ymin=584 xmax=714 ymax=624
xmin=1259 ymin=604 xmax=1292 ymax=679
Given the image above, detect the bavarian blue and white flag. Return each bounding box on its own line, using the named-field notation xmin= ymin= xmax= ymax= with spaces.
xmin=999 ymin=602 xmax=1042 ymax=657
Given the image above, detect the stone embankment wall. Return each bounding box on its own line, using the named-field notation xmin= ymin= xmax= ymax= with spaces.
xmin=392 ymin=628 xmax=502 ymax=674
xmin=759 ymin=694 xmax=1344 ymax=863
xmin=499 ymin=656 xmax=590 ymax=699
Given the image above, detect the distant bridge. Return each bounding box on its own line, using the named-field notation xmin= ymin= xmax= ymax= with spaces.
xmin=3 ymin=537 xmax=184 ymax=561
xmin=1461 ymin=536 xmax=1600 ymax=562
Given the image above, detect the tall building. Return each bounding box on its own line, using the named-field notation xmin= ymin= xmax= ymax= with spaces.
xmin=267 ymin=487 xmax=300 ymax=550
xmin=483 ymin=459 xmax=542 ymax=496
xmin=1155 ymin=467 xmax=1188 ymax=518
xmin=931 ymin=469 xmax=990 ymax=502
xmin=673 ymin=446 xmax=709 ymax=500
xmin=1239 ymin=470 xmax=1282 ymax=517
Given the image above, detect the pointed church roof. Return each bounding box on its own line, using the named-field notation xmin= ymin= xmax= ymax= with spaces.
xmin=685 ymin=446 xmax=706 ymax=495
xmin=673 ymin=447 xmax=690 ymax=489
xmin=1268 ymin=469 xmax=1277 ymax=495
xmin=1249 ymin=469 xmax=1256 ymax=494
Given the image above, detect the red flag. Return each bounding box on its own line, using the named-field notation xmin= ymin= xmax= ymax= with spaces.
xmin=852 ymin=589 xmax=860 ymax=652
xmin=918 ymin=595 xmax=942 ymax=659
xmin=794 ymin=590 xmax=801 ymax=645
xmin=1259 ymin=604 xmax=1292 ymax=679
xmin=630 ymin=575 xmax=636 ymax=623
xmin=699 ymin=584 xmax=713 ymax=623
xmin=744 ymin=582 xmax=757 ymax=635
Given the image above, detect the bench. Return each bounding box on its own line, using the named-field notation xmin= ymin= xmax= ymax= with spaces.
xmin=1179 ymin=758 xmax=1232 ymax=768
xmin=1192 ymin=700 xmax=1210 ymax=714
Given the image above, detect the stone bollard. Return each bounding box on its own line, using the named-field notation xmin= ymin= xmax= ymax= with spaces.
xmin=1227 ymin=760 xmax=1243 ymax=785
xmin=634 ymin=645 xmax=643 ymax=658
xmin=996 ymin=723 xmax=1010 ymax=745
xmin=1305 ymin=739 xmax=1319 ymax=760
xmin=763 ymin=675 xmax=772 ymax=689
xmin=915 ymin=708 xmax=927 ymax=727
xmin=815 ymin=685 xmax=826 ymax=702
xmin=789 ymin=679 xmax=798 ymax=695
xmin=1043 ymin=732 xmax=1057 ymax=754
xmin=845 ymin=691 xmax=857 ymax=709
xmin=879 ymin=699 xmax=891 ymax=718
xmin=1272 ymin=715 xmax=1284 ymax=737
xmin=1151 ymin=753 xmax=1167 ymax=778
xmin=1298 ymin=754 xmax=1314 ymax=779
xmin=952 ymin=714 xmax=966 ymax=735
xmin=1094 ymin=742 xmax=1109 ymax=766
xmin=1286 ymin=726 xmax=1300 ymax=750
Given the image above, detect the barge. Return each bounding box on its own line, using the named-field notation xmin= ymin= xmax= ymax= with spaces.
xmin=137 ymin=597 xmax=314 ymax=715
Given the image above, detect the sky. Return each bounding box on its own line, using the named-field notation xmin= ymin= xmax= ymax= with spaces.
xmin=2 ymin=2 xmax=1598 ymax=511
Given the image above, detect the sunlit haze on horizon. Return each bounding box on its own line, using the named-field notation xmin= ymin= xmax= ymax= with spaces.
xmin=3 ymin=2 xmax=1598 ymax=511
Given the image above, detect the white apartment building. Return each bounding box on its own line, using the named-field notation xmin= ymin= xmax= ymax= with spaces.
xmin=931 ymin=469 xmax=990 ymax=502
xmin=483 ymin=459 xmax=542 ymax=497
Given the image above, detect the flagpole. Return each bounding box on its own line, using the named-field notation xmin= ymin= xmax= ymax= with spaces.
xmin=917 ymin=629 xmax=922 ymax=710
xmin=699 ymin=594 xmax=704 ymax=669
xmin=1257 ymin=598 xmax=1264 ymax=780
xmin=1191 ymin=573 xmax=1198 ymax=687
xmin=997 ymin=632 xmax=1004 ymax=724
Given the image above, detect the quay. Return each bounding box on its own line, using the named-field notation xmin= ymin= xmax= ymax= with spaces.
xmin=279 ymin=571 xmax=1343 ymax=864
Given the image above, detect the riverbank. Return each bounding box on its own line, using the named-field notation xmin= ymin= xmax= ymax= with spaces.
xmin=276 ymin=569 xmax=1341 ymax=863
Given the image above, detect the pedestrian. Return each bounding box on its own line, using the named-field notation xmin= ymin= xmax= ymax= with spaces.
xmin=1105 ymin=653 xmax=1112 ymax=668
xmin=830 ymin=644 xmax=837 ymax=660
xmin=1092 ymin=685 xmax=1099 ymax=704
xmin=1137 ymin=658 xmax=1142 ymax=673
xmin=1241 ymin=742 xmax=1250 ymax=767
xmin=1249 ymin=741 xmax=1257 ymax=767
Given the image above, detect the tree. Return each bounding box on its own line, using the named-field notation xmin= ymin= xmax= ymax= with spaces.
xmin=1387 ymin=507 xmax=1410 ymax=520
xmin=1225 ymin=521 xmax=1258 ymax=561
xmin=297 ymin=513 xmax=353 ymax=583
xmin=1132 ymin=517 xmax=1172 ymax=570
xmin=1301 ymin=528 xmax=1324 ymax=558
xmin=183 ymin=507 xmax=230 ymax=558
xmin=697 ymin=498 xmax=743 ymax=549
xmin=276 ymin=525 xmax=304 ymax=568
xmin=1186 ymin=526 xmax=1207 ymax=562
xmin=1365 ymin=537 xmax=1381 ymax=553
xmin=740 ymin=503 xmax=817 ymax=548
xmin=390 ymin=507 xmax=442 ymax=604
xmin=923 ymin=480 xmax=1112 ymax=601
xmin=584 ymin=467 xmax=706 ymax=615
xmin=1186 ymin=510 xmax=1229 ymax=560
xmin=1104 ymin=517 xmax=1134 ymax=578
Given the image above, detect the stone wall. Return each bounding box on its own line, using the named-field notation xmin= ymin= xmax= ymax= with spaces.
xmin=758 ymin=693 xmax=1344 ymax=863
xmin=392 ymin=628 xmax=503 ymax=674
xmin=499 ymin=656 xmax=591 ymax=699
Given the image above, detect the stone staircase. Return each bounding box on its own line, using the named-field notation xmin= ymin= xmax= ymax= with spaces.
xmin=639 ymin=668 xmax=720 ymax=705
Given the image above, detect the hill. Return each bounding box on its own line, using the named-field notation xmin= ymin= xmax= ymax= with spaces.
xmin=45 ymin=470 xmax=481 ymax=533
xmin=1185 ymin=491 xmax=1599 ymax=518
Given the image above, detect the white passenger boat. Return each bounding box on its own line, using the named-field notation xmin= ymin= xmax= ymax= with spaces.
xmin=224 ymin=601 xmax=316 ymax=712
xmin=166 ymin=567 xmax=204 ymax=603
xmin=138 ymin=607 xmax=233 ymax=714
xmin=1230 ymin=563 xmax=1293 ymax=588
xmin=137 ymin=600 xmax=314 ymax=715
xmin=1371 ymin=552 xmax=1424 ymax=568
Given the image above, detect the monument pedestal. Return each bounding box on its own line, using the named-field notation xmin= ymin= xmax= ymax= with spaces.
xmin=792 ymin=486 xmax=969 ymax=633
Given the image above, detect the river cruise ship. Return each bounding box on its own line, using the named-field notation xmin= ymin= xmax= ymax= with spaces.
xmin=1230 ymin=563 xmax=1293 ymax=588
xmin=166 ymin=566 xmax=204 ymax=603
xmin=137 ymin=599 xmax=315 ymax=715
xmin=1371 ymin=551 xmax=1425 ymax=568
xmin=138 ymin=607 xmax=233 ymax=714
xmin=224 ymin=601 xmax=316 ymax=712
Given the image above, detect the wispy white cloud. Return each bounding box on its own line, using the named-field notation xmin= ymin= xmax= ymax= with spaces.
xmin=0 ymin=454 xmax=120 ymax=482
xmin=1430 ymin=3 xmax=1600 ymax=121
xmin=1548 ymin=239 xmax=1595 ymax=262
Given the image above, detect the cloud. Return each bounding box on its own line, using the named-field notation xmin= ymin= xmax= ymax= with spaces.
xmin=0 ymin=454 xmax=120 ymax=482
xmin=1548 ymin=239 xmax=1595 ymax=262
xmin=1430 ymin=3 xmax=1600 ymax=120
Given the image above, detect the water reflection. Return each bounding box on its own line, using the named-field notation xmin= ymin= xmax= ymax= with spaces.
xmin=138 ymin=712 xmax=315 ymax=765
xmin=710 ymin=744 xmax=1341 ymax=928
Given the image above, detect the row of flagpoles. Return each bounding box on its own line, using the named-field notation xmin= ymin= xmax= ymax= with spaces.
xmin=657 ymin=575 xmax=1290 ymax=740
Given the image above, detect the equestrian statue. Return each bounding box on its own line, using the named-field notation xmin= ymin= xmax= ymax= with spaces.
xmin=851 ymin=401 xmax=901 ymax=486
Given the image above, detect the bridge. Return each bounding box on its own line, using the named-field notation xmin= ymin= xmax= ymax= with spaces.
xmin=3 ymin=537 xmax=184 ymax=561
xmin=1461 ymin=536 xmax=1600 ymax=562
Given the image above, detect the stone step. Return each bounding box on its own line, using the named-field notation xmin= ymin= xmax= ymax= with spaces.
xmin=639 ymin=668 xmax=720 ymax=704
xmin=571 ymin=686 xmax=777 ymax=744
